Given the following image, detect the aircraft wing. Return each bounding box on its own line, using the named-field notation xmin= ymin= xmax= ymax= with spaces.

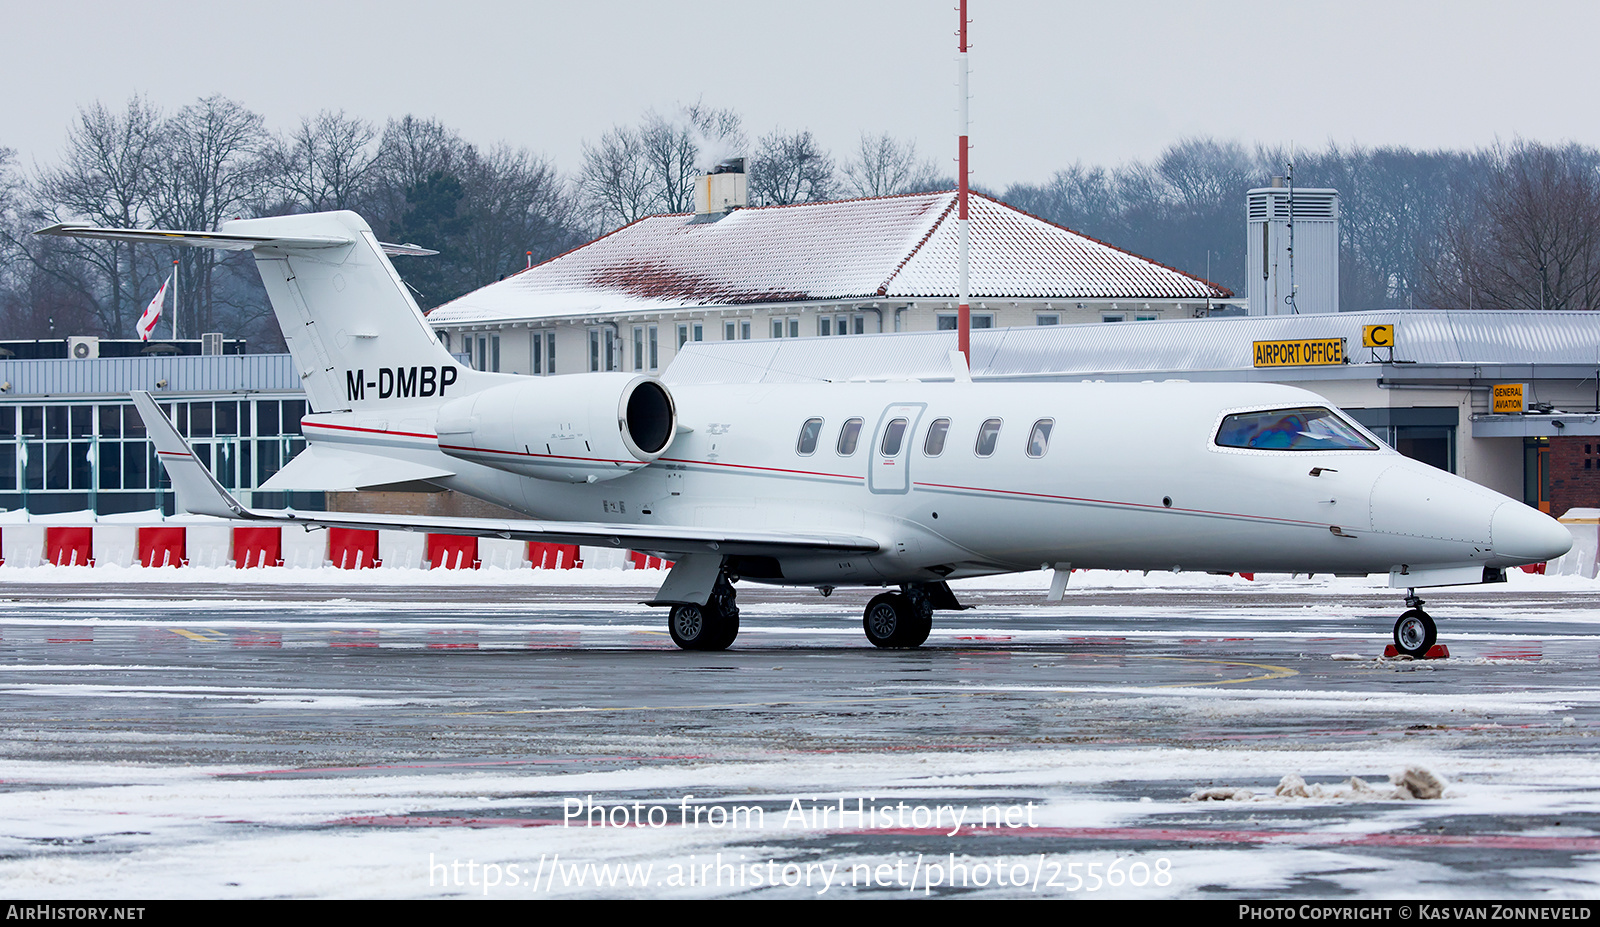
xmin=130 ymin=391 xmax=878 ymax=558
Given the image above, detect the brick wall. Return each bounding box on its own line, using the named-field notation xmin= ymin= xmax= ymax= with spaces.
xmin=1549 ymin=437 xmax=1600 ymax=518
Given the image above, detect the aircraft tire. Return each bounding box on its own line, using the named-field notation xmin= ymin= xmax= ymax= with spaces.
xmin=1392 ymin=608 xmax=1436 ymax=658
xmin=669 ymin=603 xmax=737 ymax=651
xmin=863 ymin=592 xmax=924 ymax=649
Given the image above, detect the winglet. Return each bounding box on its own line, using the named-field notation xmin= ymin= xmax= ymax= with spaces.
xmin=130 ymin=391 xmax=254 ymax=520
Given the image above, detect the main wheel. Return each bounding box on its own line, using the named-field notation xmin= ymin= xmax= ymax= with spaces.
xmin=669 ymin=602 xmax=737 ymax=651
xmin=863 ymin=592 xmax=927 ymax=649
xmin=1393 ymin=608 xmax=1437 ymax=658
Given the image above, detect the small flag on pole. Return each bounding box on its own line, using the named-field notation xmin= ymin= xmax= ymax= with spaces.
xmin=137 ymin=273 xmax=171 ymax=341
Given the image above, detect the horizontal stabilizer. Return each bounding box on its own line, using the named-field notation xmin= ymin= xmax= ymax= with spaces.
xmin=35 ymin=223 xmax=436 ymax=256
xmin=131 ymin=390 xmax=878 ymax=557
xmin=259 ymin=444 xmax=455 ymax=493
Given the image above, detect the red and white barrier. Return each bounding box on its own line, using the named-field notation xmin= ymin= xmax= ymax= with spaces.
xmin=0 ymin=510 xmax=674 ymax=572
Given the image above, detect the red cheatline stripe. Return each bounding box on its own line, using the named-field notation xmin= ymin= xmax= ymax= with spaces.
xmin=659 ymin=457 xmax=862 ymax=481
xmin=302 ymin=421 xmax=436 ymax=440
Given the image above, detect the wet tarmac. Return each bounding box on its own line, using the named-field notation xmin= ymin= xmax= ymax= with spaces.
xmin=0 ymin=578 xmax=1597 ymax=898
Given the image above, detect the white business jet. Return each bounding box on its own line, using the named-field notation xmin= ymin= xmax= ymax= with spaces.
xmin=38 ymin=212 xmax=1573 ymax=657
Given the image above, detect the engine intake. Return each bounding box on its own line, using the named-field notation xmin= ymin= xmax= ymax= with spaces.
xmin=435 ymin=374 xmax=677 ymax=483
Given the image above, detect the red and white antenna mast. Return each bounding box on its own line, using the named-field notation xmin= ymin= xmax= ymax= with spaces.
xmin=956 ymin=0 xmax=971 ymax=363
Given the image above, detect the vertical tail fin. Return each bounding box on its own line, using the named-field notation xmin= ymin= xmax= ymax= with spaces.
xmin=225 ymin=211 xmax=473 ymax=412
xmin=36 ymin=211 xmax=487 ymax=413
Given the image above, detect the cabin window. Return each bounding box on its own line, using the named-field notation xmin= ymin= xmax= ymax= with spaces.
xmin=974 ymin=418 xmax=1002 ymax=457
xmin=880 ymin=418 xmax=908 ymax=456
xmin=1215 ymin=407 xmax=1377 ymax=451
xmin=923 ymin=418 xmax=950 ymax=456
xmin=796 ymin=418 xmax=824 ymax=456
xmin=1027 ymin=419 xmax=1053 ymax=458
xmin=837 ymin=418 xmax=864 ymax=456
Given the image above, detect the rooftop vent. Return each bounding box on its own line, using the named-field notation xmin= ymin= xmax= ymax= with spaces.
xmin=694 ymin=158 xmax=747 ymax=218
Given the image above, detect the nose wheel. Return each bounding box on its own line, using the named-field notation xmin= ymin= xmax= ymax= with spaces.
xmin=1392 ymin=591 xmax=1437 ymax=658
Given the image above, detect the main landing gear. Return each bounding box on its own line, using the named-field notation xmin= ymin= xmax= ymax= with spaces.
xmin=1392 ymin=589 xmax=1437 ymax=658
xmin=668 ymin=570 xmax=740 ymax=651
xmin=863 ymin=583 xmax=964 ymax=649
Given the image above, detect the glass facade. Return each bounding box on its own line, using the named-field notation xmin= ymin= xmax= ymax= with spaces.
xmin=0 ymin=397 xmax=320 ymax=515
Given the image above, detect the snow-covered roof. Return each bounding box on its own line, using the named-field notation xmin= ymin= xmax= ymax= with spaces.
xmin=427 ymin=191 xmax=1231 ymax=325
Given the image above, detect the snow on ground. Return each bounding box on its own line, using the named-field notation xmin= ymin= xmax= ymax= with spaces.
xmin=1 ymin=745 xmax=1599 ymax=898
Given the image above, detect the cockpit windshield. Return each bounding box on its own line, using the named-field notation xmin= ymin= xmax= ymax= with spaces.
xmin=1215 ymin=407 xmax=1377 ymax=451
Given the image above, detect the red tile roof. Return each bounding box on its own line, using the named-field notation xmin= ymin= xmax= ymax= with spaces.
xmin=428 ymin=191 xmax=1230 ymax=324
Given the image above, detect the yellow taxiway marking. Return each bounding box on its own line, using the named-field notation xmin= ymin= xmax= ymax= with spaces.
xmin=448 ymin=654 xmax=1297 ymax=716
xmin=1139 ymin=655 xmax=1298 ymax=687
xmin=169 ymin=628 xmax=224 ymax=642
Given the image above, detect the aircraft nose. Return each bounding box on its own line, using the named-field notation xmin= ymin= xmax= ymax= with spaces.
xmin=1491 ymin=502 xmax=1573 ymax=563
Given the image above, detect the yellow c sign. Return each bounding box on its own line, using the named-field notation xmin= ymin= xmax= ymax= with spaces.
xmin=1362 ymin=324 xmax=1395 ymax=348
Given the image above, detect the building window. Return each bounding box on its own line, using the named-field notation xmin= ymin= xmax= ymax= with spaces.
xmin=819 ymin=317 xmax=831 ymax=336
xmin=1036 ymin=314 xmax=1059 ymax=326
xmin=937 ymin=314 xmax=957 ymax=331
xmin=937 ymin=314 xmax=992 ymax=330
xmin=588 ymin=327 xmax=618 ymax=372
xmin=677 ymin=324 xmax=689 ymax=349
xmin=648 ymin=326 xmax=658 ymax=370
xmin=789 ymin=318 xmax=800 ymax=338
xmin=725 ymin=321 xmax=737 ymax=341
xmin=1102 ymin=314 xmax=1125 ymax=323
xmin=633 ymin=327 xmax=645 ymax=371
xmin=692 ymin=323 xmax=704 ymax=342
xmin=972 ymin=314 xmax=993 ymax=329
xmin=740 ymin=320 xmax=751 ymax=340
xmin=836 ymin=315 xmax=849 ymax=335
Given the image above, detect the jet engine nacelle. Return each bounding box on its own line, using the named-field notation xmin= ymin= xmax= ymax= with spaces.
xmin=434 ymin=373 xmax=676 ymax=483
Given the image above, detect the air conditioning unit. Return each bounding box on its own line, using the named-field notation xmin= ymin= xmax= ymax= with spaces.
xmin=201 ymin=333 xmax=224 ymax=356
xmin=68 ymin=336 xmax=99 ymax=360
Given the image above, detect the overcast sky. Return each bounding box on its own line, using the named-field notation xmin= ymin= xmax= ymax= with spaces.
xmin=5 ymin=0 xmax=1599 ymax=190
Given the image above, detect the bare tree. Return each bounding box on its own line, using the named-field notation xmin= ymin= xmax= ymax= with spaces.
xmin=1424 ymin=141 xmax=1600 ymax=310
xmin=151 ymin=95 xmax=271 ymax=336
xmin=264 ymin=110 xmax=379 ymax=213
xmin=579 ymin=124 xmax=655 ymax=229
xmin=578 ymin=102 xmax=744 ymax=229
xmin=26 ymin=98 xmax=166 ymax=336
xmin=749 ymin=129 xmax=834 ymax=206
xmin=456 ymin=144 xmax=582 ymax=289
xmin=841 ymin=132 xmax=948 ymax=197
xmin=368 ymin=115 xmax=468 ymax=235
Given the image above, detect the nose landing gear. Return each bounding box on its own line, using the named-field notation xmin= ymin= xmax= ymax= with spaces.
xmin=1392 ymin=589 xmax=1437 ymax=658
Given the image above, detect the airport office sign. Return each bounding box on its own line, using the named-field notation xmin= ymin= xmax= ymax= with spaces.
xmin=1253 ymin=338 xmax=1347 ymax=368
